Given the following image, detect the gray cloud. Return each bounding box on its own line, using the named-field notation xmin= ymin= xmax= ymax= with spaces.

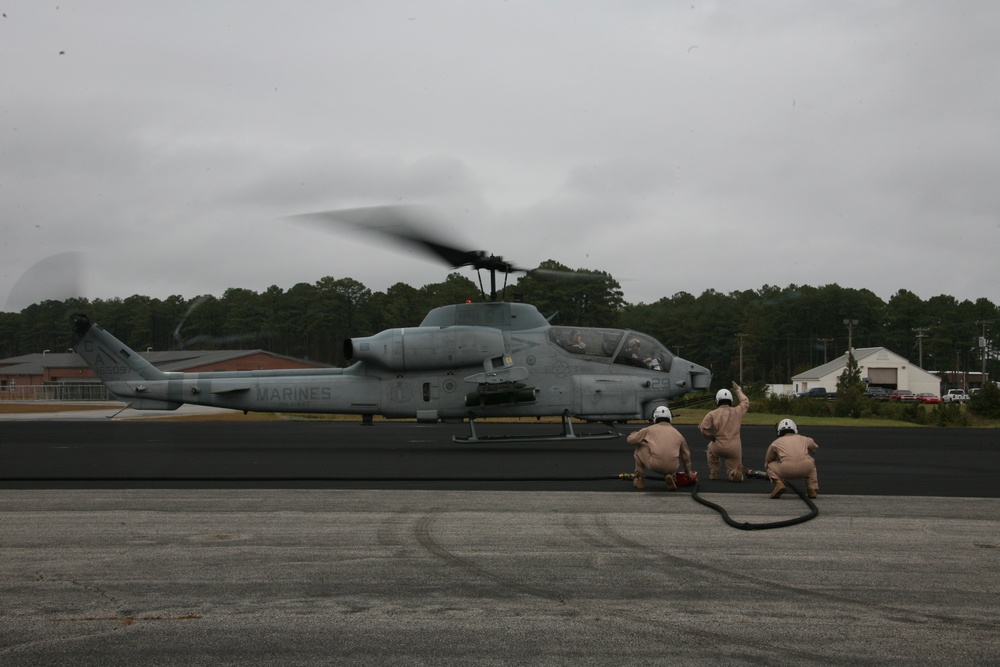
xmin=2 ymin=1 xmax=997 ymax=313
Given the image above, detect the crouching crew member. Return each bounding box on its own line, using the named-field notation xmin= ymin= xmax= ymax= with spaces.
xmin=627 ymin=406 xmax=693 ymax=491
xmin=765 ymin=418 xmax=819 ymax=499
xmin=699 ymin=381 xmax=750 ymax=482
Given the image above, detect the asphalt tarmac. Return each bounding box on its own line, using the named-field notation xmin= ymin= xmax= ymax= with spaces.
xmin=2 ymin=413 xmax=999 ymax=665
xmin=2 ymin=419 xmax=999 ymax=496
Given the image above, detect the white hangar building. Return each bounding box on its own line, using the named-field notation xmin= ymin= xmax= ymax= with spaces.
xmin=792 ymin=347 xmax=942 ymax=396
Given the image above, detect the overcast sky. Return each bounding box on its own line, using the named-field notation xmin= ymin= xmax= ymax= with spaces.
xmin=2 ymin=1 xmax=998 ymax=313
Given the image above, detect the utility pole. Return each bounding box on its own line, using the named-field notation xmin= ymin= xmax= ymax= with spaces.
xmin=818 ymin=337 xmax=833 ymax=364
xmin=843 ymin=319 xmax=859 ymax=355
xmin=976 ymin=320 xmax=989 ymax=388
xmin=957 ymin=349 xmax=966 ymax=391
xmin=736 ymin=333 xmax=748 ymax=385
xmin=913 ymin=327 xmax=929 ymax=368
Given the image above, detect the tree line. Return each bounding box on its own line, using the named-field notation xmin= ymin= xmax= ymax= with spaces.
xmin=2 ymin=259 xmax=997 ymax=390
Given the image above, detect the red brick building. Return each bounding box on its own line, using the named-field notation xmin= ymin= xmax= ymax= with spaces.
xmin=0 ymin=349 xmax=329 ymax=400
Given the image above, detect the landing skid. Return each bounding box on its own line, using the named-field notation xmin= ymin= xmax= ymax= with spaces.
xmin=453 ymin=412 xmax=621 ymax=444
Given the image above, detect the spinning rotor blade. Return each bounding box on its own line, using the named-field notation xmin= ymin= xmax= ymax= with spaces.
xmin=291 ymin=206 xmax=528 ymax=274
xmin=172 ymin=295 xmax=265 ymax=350
xmin=526 ymin=267 xmax=609 ymax=283
xmin=291 ymin=205 xmax=613 ymax=302
xmin=4 ymin=251 xmax=87 ymax=312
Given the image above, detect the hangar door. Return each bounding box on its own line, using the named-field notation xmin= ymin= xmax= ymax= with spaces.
xmin=867 ymin=368 xmax=898 ymax=386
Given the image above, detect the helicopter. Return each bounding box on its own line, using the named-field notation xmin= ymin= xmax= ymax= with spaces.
xmin=71 ymin=206 xmax=712 ymax=442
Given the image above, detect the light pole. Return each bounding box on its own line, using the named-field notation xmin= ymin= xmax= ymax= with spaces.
xmin=736 ymin=333 xmax=748 ymax=385
xmin=913 ymin=327 xmax=929 ymax=368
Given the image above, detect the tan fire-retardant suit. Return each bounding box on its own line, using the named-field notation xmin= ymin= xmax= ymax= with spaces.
xmin=699 ymin=384 xmax=750 ymax=481
xmin=626 ymin=421 xmax=692 ymax=489
xmin=765 ymin=433 xmax=819 ymax=495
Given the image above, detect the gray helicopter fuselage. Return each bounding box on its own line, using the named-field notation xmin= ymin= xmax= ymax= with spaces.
xmin=72 ymin=302 xmax=711 ymax=421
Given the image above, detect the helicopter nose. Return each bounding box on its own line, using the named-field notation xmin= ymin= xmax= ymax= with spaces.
xmin=688 ymin=362 xmax=713 ymax=391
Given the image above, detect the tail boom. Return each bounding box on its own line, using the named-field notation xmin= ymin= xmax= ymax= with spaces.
xmin=73 ymin=314 xmax=181 ymax=409
xmin=71 ymin=314 xmax=377 ymax=414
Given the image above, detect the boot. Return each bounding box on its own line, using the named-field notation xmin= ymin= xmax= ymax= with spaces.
xmin=664 ymin=474 xmax=677 ymax=491
xmin=769 ymin=480 xmax=786 ymax=499
xmin=731 ymin=468 xmax=744 ymax=483
xmin=633 ymin=475 xmax=646 ymax=490
xmin=807 ymin=489 xmax=818 ymax=499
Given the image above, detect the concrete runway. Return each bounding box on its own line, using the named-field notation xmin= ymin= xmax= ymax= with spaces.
xmin=2 ymin=414 xmax=999 ymax=665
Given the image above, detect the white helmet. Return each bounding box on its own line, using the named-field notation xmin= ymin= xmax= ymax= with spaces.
xmin=715 ymin=388 xmax=733 ymax=405
xmin=652 ymin=405 xmax=672 ymax=422
xmin=777 ymin=418 xmax=798 ymax=434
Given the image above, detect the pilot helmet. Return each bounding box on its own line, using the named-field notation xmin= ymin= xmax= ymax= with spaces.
xmin=715 ymin=388 xmax=733 ymax=405
xmin=652 ymin=405 xmax=672 ymax=423
xmin=777 ymin=418 xmax=798 ymax=435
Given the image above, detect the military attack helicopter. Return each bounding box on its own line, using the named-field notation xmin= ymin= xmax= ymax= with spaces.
xmin=72 ymin=206 xmax=712 ymax=442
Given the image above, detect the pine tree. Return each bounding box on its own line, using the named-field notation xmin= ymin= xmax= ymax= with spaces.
xmin=835 ymin=351 xmax=866 ymax=417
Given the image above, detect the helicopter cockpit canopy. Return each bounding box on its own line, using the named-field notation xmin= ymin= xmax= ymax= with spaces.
xmin=547 ymin=326 xmax=673 ymax=373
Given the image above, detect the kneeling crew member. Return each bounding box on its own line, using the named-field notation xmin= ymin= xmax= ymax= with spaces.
xmin=699 ymin=382 xmax=750 ymax=482
xmin=765 ymin=418 xmax=819 ymax=499
xmin=627 ymin=406 xmax=693 ymax=491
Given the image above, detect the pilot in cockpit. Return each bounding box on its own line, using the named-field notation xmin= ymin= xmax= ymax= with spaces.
xmin=620 ymin=338 xmax=644 ymax=366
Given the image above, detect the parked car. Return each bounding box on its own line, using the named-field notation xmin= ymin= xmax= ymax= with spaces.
xmin=889 ymin=389 xmax=917 ymax=402
xmin=864 ymin=387 xmax=891 ymax=401
xmin=942 ymin=389 xmax=970 ymax=403
xmin=794 ymin=387 xmax=836 ymax=399
xmin=916 ymin=393 xmax=941 ymax=404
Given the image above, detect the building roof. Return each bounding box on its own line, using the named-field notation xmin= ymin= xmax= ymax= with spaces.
xmin=792 ymin=347 xmax=911 ymax=382
xmin=0 ymin=353 xmax=86 ymax=376
xmin=792 ymin=346 xmax=942 ymax=394
xmin=0 ymin=349 xmax=327 ymax=377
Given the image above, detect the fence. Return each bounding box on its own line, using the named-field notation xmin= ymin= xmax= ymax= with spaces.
xmin=0 ymin=383 xmax=113 ymax=402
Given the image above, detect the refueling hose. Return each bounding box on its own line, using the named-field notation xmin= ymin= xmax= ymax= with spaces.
xmin=622 ymin=472 xmax=819 ymax=531
xmin=689 ymin=479 xmax=818 ymax=530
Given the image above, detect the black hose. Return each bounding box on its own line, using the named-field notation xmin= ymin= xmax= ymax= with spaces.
xmin=690 ymin=479 xmax=818 ymax=530
xmin=668 ymin=394 xmax=717 ymax=411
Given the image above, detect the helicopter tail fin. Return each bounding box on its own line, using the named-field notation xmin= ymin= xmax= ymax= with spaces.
xmin=72 ymin=314 xmax=181 ymax=410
